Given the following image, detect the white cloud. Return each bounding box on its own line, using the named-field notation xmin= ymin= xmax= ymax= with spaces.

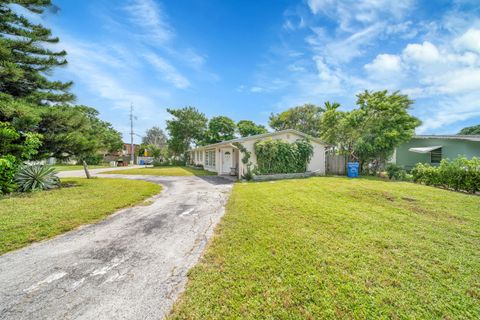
xmin=307 ymin=0 xmax=414 ymax=31
xmin=313 ymin=56 xmax=342 ymax=87
xmin=143 ymin=53 xmax=190 ymax=89
xmin=424 ymin=68 xmax=480 ymax=94
xmin=306 ymin=0 xmax=333 ymax=15
xmin=124 ymin=0 xmax=173 ymax=44
xmin=364 ymin=53 xmax=402 ymax=73
xmin=360 ymin=24 xmax=480 ymax=132
xmin=454 ymin=28 xmax=480 ymax=53
xmin=402 ymin=41 xmax=440 ymax=63
xmin=417 ymin=92 xmax=480 ymax=133
xmin=306 ymin=23 xmax=385 ymax=65
xmin=283 ymin=19 xmax=295 ymax=31
xmin=250 ymin=86 xmax=264 ymax=93
xmin=61 ymin=39 xmax=168 ymax=107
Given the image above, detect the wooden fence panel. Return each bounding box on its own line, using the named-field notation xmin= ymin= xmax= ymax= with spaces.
xmin=326 ymin=154 xmax=347 ymax=175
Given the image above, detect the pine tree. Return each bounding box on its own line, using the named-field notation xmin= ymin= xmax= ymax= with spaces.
xmin=0 ymin=0 xmax=74 ymax=104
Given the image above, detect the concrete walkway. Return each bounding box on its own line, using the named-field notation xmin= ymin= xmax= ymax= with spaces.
xmin=0 ymin=174 xmax=233 ymax=320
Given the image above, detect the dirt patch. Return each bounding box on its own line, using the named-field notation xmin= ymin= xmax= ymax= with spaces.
xmin=406 ymin=205 xmax=467 ymax=223
xmin=382 ymin=192 xmax=395 ymax=202
xmin=60 ymin=182 xmax=79 ymax=188
xmin=349 ymin=189 xmax=396 ymax=202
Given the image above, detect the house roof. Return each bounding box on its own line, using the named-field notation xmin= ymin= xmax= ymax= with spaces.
xmin=414 ymin=135 xmax=480 ymax=142
xmin=191 ymin=129 xmax=325 ymax=151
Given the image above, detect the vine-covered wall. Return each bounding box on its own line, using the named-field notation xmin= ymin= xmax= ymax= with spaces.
xmin=254 ymin=138 xmax=313 ymax=174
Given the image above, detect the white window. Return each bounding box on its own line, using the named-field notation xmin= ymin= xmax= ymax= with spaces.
xmin=205 ymin=150 xmax=215 ymax=167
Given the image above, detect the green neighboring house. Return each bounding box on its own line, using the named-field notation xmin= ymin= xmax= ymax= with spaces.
xmin=393 ymin=135 xmax=480 ymax=169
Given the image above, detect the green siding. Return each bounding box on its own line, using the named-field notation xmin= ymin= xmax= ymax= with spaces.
xmin=395 ymin=138 xmax=480 ymax=169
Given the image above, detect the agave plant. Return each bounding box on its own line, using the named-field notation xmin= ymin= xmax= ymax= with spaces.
xmin=15 ymin=164 xmax=61 ymax=192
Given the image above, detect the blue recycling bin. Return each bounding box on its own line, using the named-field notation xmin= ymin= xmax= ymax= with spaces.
xmin=139 ymin=160 xmax=145 ymax=165
xmin=347 ymin=162 xmax=359 ymax=178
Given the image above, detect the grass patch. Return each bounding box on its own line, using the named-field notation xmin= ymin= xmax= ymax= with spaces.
xmin=170 ymin=177 xmax=480 ymax=319
xmin=0 ymin=178 xmax=161 ymax=255
xmin=103 ymin=166 xmax=216 ymax=176
xmin=53 ymin=164 xmax=110 ymax=171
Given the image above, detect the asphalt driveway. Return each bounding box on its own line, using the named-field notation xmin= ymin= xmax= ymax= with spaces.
xmin=0 ymin=174 xmax=233 ymax=319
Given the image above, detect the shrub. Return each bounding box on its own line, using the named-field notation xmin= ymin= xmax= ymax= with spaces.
xmin=411 ymin=157 xmax=480 ymax=193
xmin=254 ymin=138 xmax=314 ymax=175
xmin=152 ymin=160 xmax=163 ymax=167
xmin=152 ymin=159 xmax=187 ymax=167
xmin=0 ymin=155 xmax=17 ymax=195
xmin=170 ymin=159 xmax=186 ymax=166
xmin=386 ymin=163 xmax=407 ymax=180
xmin=79 ymin=154 xmax=103 ymax=165
xmin=15 ymin=164 xmax=61 ymax=192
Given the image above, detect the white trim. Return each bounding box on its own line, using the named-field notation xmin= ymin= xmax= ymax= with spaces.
xmin=191 ymin=129 xmax=327 ymax=151
xmin=408 ymin=146 xmax=442 ymax=153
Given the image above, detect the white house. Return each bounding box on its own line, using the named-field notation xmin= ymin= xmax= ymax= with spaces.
xmin=189 ymin=129 xmax=327 ymax=179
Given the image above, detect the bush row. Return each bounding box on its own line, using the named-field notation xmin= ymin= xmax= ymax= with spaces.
xmin=411 ymin=157 xmax=480 ymax=193
xmin=0 ymin=157 xmax=60 ymax=195
xmin=152 ymin=159 xmax=186 ymax=167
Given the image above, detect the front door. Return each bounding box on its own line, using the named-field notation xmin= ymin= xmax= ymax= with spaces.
xmin=222 ymin=150 xmax=232 ymax=174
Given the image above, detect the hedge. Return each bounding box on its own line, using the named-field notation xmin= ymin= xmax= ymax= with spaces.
xmin=254 ymin=138 xmax=313 ymax=175
xmin=0 ymin=155 xmax=17 ymax=195
xmin=411 ymin=156 xmax=480 ymax=194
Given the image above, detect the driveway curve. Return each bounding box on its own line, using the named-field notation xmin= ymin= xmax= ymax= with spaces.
xmin=0 ymin=174 xmax=233 ymax=320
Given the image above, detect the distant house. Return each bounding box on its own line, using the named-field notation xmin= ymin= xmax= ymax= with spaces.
xmin=103 ymin=143 xmax=140 ymax=164
xmin=189 ymin=129 xmax=327 ymax=179
xmin=393 ymin=135 xmax=480 ymax=169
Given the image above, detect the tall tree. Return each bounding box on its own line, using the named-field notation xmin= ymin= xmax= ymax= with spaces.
xmin=269 ymin=104 xmax=324 ymax=137
xmin=318 ymin=101 xmax=345 ymax=147
xmin=0 ymin=93 xmax=122 ymax=161
xmin=37 ymin=105 xmax=123 ymax=160
xmin=237 ymin=120 xmax=268 ymax=137
xmin=1 ymin=93 xmax=43 ymax=160
xmin=142 ymin=126 xmax=167 ymax=147
xmin=320 ymin=91 xmax=421 ymax=170
xmin=206 ymin=116 xmax=236 ymax=143
xmin=0 ymin=0 xmax=74 ymax=104
xmin=166 ymin=107 xmax=208 ymax=156
xmin=458 ymin=125 xmax=480 ymax=135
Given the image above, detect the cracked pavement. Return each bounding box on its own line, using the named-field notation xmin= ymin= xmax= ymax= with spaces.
xmin=0 ymin=174 xmax=233 ymax=320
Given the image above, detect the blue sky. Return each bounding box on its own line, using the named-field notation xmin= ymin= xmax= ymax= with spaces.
xmin=39 ymin=0 xmax=480 ymax=142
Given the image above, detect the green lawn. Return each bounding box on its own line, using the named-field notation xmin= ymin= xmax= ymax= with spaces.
xmin=53 ymin=164 xmax=110 ymax=171
xmin=0 ymin=178 xmax=161 ymax=255
xmin=103 ymin=166 xmax=216 ymax=176
xmin=170 ymin=177 xmax=480 ymax=319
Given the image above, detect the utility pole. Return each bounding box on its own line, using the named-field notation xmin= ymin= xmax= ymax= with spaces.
xmin=130 ymin=103 xmax=135 ymax=165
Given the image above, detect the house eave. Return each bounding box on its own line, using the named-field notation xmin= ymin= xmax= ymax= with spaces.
xmin=414 ymin=135 xmax=480 ymax=142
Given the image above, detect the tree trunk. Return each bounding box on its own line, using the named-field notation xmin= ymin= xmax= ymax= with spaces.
xmin=82 ymin=160 xmax=91 ymax=179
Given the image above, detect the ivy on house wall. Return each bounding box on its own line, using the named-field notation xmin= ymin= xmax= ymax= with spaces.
xmin=254 ymin=138 xmax=314 ymax=175
xmin=232 ymin=142 xmax=254 ymax=180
